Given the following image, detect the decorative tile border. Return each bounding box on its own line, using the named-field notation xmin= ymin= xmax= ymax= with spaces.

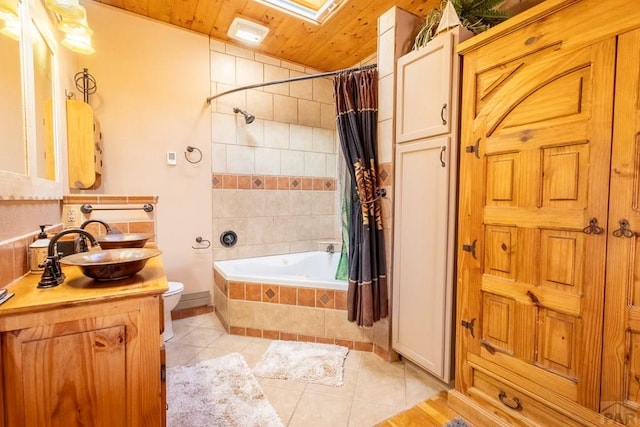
xmin=215 ymin=272 xmax=348 ymax=310
xmin=212 ymin=173 xmax=336 ymax=191
xmin=378 ymin=162 xmax=393 ymax=186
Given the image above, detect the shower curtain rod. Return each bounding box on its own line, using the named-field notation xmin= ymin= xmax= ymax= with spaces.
xmin=205 ymin=63 xmax=377 ymax=104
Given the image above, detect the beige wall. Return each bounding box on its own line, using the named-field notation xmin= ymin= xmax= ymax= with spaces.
xmin=76 ymin=1 xmax=212 ymax=297
xmin=209 ymin=41 xmax=341 ymax=260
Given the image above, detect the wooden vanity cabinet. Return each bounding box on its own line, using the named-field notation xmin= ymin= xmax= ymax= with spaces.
xmin=0 ymin=259 xmax=167 ymax=426
xmin=451 ymin=0 xmax=640 ymax=425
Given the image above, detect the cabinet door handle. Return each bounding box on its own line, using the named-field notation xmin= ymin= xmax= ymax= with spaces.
xmin=440 ymin=103 xmax=447 ymax=125
xmin=439 ymin=146 xmax=446 ymax=167
xmin=613 ymin=219 xmax=635 ymax=238
xmin=498 ymin=390 xmax=523 ymax=411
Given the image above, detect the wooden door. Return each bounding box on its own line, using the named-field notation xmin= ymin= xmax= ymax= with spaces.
xmin=601 ymin=28 xmax=640 ymax=425
xmin=392 ymin=136 xmax=453 ymax=380
xmin=396 ymin=31 xmax=453 ymax=142
xmin=456 ymin=38 xmax=616 ymax=409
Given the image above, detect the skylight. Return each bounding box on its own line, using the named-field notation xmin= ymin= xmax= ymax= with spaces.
xmin=254 ymin=0 xmax=346 ymax=25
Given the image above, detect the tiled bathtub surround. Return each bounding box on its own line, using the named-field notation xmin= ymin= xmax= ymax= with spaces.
xmin=213 ymin=268 xmax=375 ymax=351
xmin=210 ymin=41 xmax=340 ymax=261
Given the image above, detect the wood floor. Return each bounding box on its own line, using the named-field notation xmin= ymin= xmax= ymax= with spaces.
xmin=377 ymin=391 xmax=466 ymax=426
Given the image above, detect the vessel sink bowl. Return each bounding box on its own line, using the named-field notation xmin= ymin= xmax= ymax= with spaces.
xmin=95 ymin=233 xmax=152 ymax=249
xmin=60 ymin=248 xmax=162 ymax=281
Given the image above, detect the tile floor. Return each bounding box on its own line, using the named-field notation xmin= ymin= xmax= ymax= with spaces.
xmin=166 ymin=312 xmax=451 ymax=426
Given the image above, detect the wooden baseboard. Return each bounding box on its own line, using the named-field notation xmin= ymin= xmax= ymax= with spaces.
xmin=171 ymin=305 xmax=214 ymax=320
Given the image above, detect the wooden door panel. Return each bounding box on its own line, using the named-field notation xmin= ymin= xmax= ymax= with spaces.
xmin=626 ymin=330 xmax=640 ymax=405
xmin=601 ymin=28 xmax=640 ymax=419
xmin=396 ymin=32 xmax=453 ymax=142
xmin=484 ymin=225 xmax=517 ymax=280
xmin=482 ymin=46 xmax=597 ymax=137
xmin=474 ymin=44 xmax=561 ymax=116
xmin=542 ymin=143 xmax=589 ymax=208
xmin=392 ymin=136 xmax=452 ymax=378
xmin=537 ymin=309 xmax=580 ymax=379
xmin=539 ymin=229 xmax=584 ymax=295
xmin=459 ymin=37 xmax=616 ymax=409
xmin=482 ymin=293 xmax=515 ymax=353
xmin=21 ymin=326 xmax=127 ymax=427
xmin=486 ymin=153 xmax=518 ymax=207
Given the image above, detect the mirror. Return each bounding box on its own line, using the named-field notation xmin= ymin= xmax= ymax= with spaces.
xmin=0 ymin=0 xmax=62 ymax=199
xmin=0 ymin=18 xmax=26 ymax=175
xmin=31 ymin=18 xmax=55 ymax=180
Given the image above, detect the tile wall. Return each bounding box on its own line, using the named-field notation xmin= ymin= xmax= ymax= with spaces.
xmin=209 ymin=40 xmax=341 ymax=261
xmin=61 ymin=195 xmax=157 ymax=238
xmin=0 ymin=198 xmax=62 ymax=287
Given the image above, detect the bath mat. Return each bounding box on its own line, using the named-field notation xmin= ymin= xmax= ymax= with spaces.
xmin=253 ymin=340 xmax=349 ymax=386
xmin=167 ymin=352 xmax=283 ymax=427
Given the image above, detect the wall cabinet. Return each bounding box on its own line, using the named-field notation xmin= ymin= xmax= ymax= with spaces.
xmin=451 ymin=0 xmax=640 ymax=425
xmin=392 ymin=27 xmax=470 ymax=382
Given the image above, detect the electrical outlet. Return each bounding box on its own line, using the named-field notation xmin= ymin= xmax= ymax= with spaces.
xmin=65 ymin=206 xmax=78 ymax=226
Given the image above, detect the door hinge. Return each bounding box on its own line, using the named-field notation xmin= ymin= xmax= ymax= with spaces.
xmin=462 ymin=239 xmax=477 ymax=259
xmin=161 ymin=364 xmax=166 ymax=382
xmin=526 ymin=290 xmax=540 ymax=306
xmin=465 ymin=138 xmax=480 ymax=159
xmin=461 ymin=318 xmax=476 ymax=338
xmin=481 ymin=341 xmax=497 ymax=355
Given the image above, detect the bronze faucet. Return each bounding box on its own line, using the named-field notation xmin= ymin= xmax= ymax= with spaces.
xmin=38 ymin=228 xmax=101 ymax=289
xmin=80 ymin=219 xmax=119 ymax=234
xmin=78 ymin=219 xmax=120 ymax=252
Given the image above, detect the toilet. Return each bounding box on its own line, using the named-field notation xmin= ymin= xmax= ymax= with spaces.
xmin=163 ymin=281 xmax=184 ymax=341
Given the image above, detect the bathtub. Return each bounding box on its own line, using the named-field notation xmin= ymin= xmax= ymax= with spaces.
xmin=214 ymin=251 xmax=347 ymax=290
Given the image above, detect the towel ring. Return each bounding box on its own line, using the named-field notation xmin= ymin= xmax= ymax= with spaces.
xmin=185 ymin=146 xmax=203 ymax=164
xmin=192 ymin=236 xmax=210 ymax=249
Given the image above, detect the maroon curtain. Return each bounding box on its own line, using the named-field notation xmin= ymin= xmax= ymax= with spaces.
xmin=333 ymin=68 xmax=388 ymax=327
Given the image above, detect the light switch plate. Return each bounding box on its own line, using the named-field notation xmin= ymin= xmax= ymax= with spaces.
xmin=167 ymin=151 xmax=177 ymax=165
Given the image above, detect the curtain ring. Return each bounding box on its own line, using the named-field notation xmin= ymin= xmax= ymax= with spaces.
xmin=185 ymin=146 xmax=202 ymax=164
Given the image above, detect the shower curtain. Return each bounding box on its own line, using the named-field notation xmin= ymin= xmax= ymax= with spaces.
xmin=333 ymin=68 xmax=388 ymax=327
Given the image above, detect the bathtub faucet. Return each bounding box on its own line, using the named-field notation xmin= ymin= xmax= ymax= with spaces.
xmin=326 ymin=244 xmax=335 ymax=254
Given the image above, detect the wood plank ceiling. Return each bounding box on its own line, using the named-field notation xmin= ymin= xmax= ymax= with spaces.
xmin=89 ymin=0 xmax=540 ymax=71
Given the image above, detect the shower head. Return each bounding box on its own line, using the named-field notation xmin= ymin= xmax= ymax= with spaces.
xmin=233 ymin=107 xmax=255 ymax=124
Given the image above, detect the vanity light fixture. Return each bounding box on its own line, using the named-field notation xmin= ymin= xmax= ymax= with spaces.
xmin=0 ymin=15 xmax=19 ymax=39
xmin=56 ymin=4 xmax=89 ymax=32
xmin=44 ymin=0 xmax=83 ymax=20
xmin=52 ymin=4 xmax=95 ymax=54
xmin=0 ymin=0 xmax=18 ymax=20
xmin=61 ymin=29 xmax=94 ymax=54
xmin=227 ymin=16 xmax=269 ymax=45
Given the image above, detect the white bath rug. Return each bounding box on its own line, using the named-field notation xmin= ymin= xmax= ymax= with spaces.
xmin=253 ymin=340 xmax=349 ymax=386
xmin=167 ymin=352 xmax=283 ymax=427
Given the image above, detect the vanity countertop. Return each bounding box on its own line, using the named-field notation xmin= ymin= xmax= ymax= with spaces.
xmin=0 ymin=255 xmax=168 ymax=317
